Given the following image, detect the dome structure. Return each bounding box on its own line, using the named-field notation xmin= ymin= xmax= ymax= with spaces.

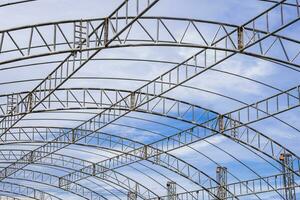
xmin=0 ymin=0 xmax=299 ymax=199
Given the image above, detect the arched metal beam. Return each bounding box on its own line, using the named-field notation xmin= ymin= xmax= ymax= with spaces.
xmin=0 ymin=128 xmax=196 ymax=200
xmin=53 ymin=113 xmax=300 ymax=186
xmin=0 ymin=5 xmax=182 ymax=195
xmin=0 ymin=115 xmax=288 ymax=199
xmin=0 ymin=85 xmax=292 ymax=171
xmin=1 ymin=125 xmax=287 ymax=199
xmin=1 ymin=0 xmax=297 ymax=163
xmin=0 ymin=0 xmax=297 ymax=9
xmin=0 ymin=0 xmax=298 ymax=199
xmin=0 ymin=0 xmax=296 ymax=9
xmin=3 ymin=115 xmax=290 ymax=176
xmin=0 ymin=0 xmax=37 ymax=8
xmin=0 ymin=0 xmax=163 ymax=142
xmin=1 ymin=86 xmax=298 ymax=196
xmin=0 ymin=3 xmax=297 ymax=200
xmin=0 ymin=167 xmax=108 ymax=200
xmin=258 ymin=0 xmax=300 ymax=7
xmin=0 ymin=149 xmax=159 ymax=200
xmin=1 ymin=123 xmax=235 ymax=199
xmin=1 ymin=73 xmax=298 ymax=139
xmin=0 ymin=195 xmax=21 ymax=200
xmin=0 ymin=124 xmax=280 ymax=186
xmin=0 ymin=16 xmax=299 ymax=68
xmin=2 ymin=141 xmax=219 ymax=200
xmin=0 ymin=181 xmax=62 ymax=200
xmin=1 ymin=53 xmax=298 ymax=132
xmin=0 ymin=0 xmax=296 ymax=160
xmin=0 ymin=194 xmax=32 ymax=200
xmin=0 ymin=148 xmax=273 ymax=200
xmin=1 ymin=88 xmax=298 ymax=198
xmin=206 ymin=84 xmax=300 ymax=174
xmin=0 ymin=87 xmax=218 ymax=131
xmin=54 ymin=112 xmax=298 ymax=197
xmin=0 ymin=56 xmax=299 ymax=83
xmin=1 ymin=86 xmax=298 ymax=136
xmin=0 ymin=147 xmax=293 ymax=199
xmin=2 ymin=86 xmax=299 ymax=176
xmin=3 ymin=148 xmax=128 ymax=200
xmin=149 ymin=171 xmax=300 ymax=200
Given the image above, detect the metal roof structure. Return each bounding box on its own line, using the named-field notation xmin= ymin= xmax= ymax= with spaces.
xmin=0 ymin=0 xmax=299 ymax=199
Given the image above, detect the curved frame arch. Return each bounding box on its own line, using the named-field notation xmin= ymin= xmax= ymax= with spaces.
xmin=0 ymin=181 xmax=62 ymax=200
xmin=1 ymin=84 xmax=298 ymax=197
xmin=1 ymin=87 xmax=298 ymax=173
xmin=0 ymin=86 xmax=298 ymax=197
xmin=1 ymin=157 xmax=164 ymax=200
xmin=0 ymin=149 xmax=159 ymax=200
xmin=0 ymin=142 xmax=290 ymax=199
xmin=0 ymin=116 xmax=292 ymax=199
xmin=0 ymin=195 xmax=22 ymax=200
xmin=0 ymin=1 xmax=299 ymax=199
xmin=0 ymin=17 xmax=299 ymax=69
xmin=1 ymin=85 xmax=298 ymax=133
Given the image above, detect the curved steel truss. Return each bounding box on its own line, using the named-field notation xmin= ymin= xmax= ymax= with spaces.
xmin=0 ymin=0 xmax=299 ymax=199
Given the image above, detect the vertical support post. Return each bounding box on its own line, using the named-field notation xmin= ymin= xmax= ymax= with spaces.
xmin=79 ymin=20 xmax=83 ymax=50
xmin=143 ymin=145 xmax=148 ymax=159
xmin=127 ymin=191 xmax=137 ymax=200
xmin=0 ymin=168 xmax=5 ymax=179
xmin=130 ymin=93 xmax=136 ymax=110
xmin=237 ymin=26 xmax=244 ymax=50
xmin=41 ymin=192 xmax=45 ymax=200
xmin=6 ymin=94 xmax=12 ymax=114
xmin=230 ymin=120 xmax=238 ymax=138
xmin=92 ymin=163 xmax=96 ymax=176
xmin=128 ymin=184 xmax=137 ymax=200
xmin=216 ymin=166 xmax=227 ymax=199
xmin=27 ymin=93 xmax=33 ymax=112
xmin=218 ymin=115 xmax=224 ymax=133
xmin=28 ymin=151 xmax=34 ymax=163
xmin=167 ymin=181 xmax=177 ymax=200
xmin=104 ymin=18 xmax=109 ymax=46
xmin=154 ymin=148 xmax=160 ymax=164
xmin=6 ymin=93 xmax=16 ymax=114
xmin=280 ymin=153 xmax=296 ymax=200
xmin=71 ymin=129 xmax=76 ymax=143
xmin=59 ymin=177 xmax=66 ymax=188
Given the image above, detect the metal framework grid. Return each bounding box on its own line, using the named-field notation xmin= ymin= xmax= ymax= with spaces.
xmin=0 ymin=0 xmax=299 ymax=199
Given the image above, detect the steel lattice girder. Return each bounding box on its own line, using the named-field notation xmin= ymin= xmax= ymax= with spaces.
xmin=0 ymin=0 xmax=299 ymax=200
xmin=0 ymin=195 xmax=21 ymax=200
xmin=0 ymin=180 xmax=62 ymax=200
xmin=0 ymin=16 xmax=300 ymax=68
xmin=0 ymin=85 xmax=299 ymax=179
xmin=0 ymin=125 xmax=288 ymax=199
xmin=0 ymin=148 xmax=297 ymax=199
xmin=0 ymin=167 xmax=108 ymax=200
xmin=0 ymin=0 xmax=160 ymax=136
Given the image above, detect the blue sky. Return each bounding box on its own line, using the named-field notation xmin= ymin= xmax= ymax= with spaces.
xmin=0 ymin=0 xmax=299 ymax=199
